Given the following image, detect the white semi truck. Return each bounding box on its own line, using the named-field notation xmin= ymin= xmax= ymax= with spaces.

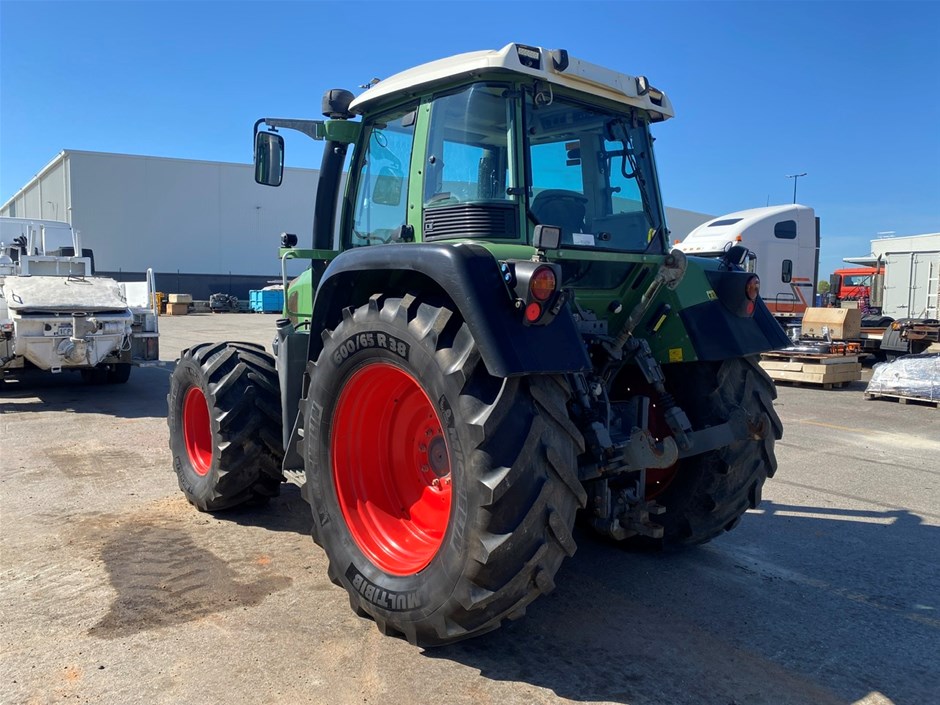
xmin=0 ymin=217 xmax=159 ymax=383
xmin=675 ymin=204 xmax=819 ymax=322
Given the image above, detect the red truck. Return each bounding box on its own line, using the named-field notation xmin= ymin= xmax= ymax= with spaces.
xmin=829 ymin=265 xmax=884 ymax=312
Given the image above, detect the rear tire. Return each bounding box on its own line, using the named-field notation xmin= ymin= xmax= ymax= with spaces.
xmin=630 ymin=356 xmax=782 ymax=548
xmin=80 ymin=366 xmax=108 ymax=384
xmin=167 ymin=341 xmax=284 ymax=511
xmin=303 ymin=294 xmax=585 ymax=646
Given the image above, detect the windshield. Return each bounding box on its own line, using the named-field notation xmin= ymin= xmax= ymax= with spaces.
xmin=525 ymin=92 xmax=666 ymax=253
xmin=41 ymin=224 xmax=75 ymax=254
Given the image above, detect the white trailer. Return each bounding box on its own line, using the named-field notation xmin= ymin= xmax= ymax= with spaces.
xmin=844 ymin=233 xmax=940 ymax=320
xmin=674 ymin=205 xmax=819 ymax=320
xmin=0 ymin=217 xmax=159 ymax=383
xmin=842 ymin=233 xmax=939 ymax=356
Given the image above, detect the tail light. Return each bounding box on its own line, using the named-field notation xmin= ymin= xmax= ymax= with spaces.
xmin=525 ymin=302 xmax=543 ymax=322
xmin=745 ymin=275 xmax=760 ymax=301
xmin=705 ymin=270 xmax=762 ymax=318
xmin=529 ymin=266 xmax=557 ymax=301
xmin=501 ymin=261 xmax=563 ymax=326
xmin=744 ymin=275 xmax=760 ymax=316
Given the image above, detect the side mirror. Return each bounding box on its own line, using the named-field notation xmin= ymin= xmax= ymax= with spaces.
xmin=829 ymin=273 xmax=840 ymax=295
xmin=255 ymin=131 xmax=284 ymax=187
xmin=723 ymin=244 xmax=750 ymax=269
xmin=372 ymin=168 xmax=404 ymax=206
xmin=870 ymin=271 xmax=884 ymax=308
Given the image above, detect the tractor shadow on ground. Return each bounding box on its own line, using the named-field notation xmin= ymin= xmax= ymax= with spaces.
xmin=426 ymin=502 xmax=940 ymax=705
xmin=0 ymin=364 xmax=174 ymax=419
xmin=216 ymin=483 xmax=314 ymax=536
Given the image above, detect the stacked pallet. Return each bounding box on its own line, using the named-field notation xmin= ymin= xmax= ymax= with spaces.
xmin=165 ymin=293 xmax=192 ymax=316
xmin=759 ymin=351 xmax=861 ymax=389
xmin=864 ymin=353 xmax=940 ymax=408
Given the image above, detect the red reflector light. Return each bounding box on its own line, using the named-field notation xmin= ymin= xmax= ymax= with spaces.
xmin=529 ymin=267 xmax=556 ymax=302
xmin=745 ymin=276 xmax=760 ymax=301
xmin=525 ymin=302 xmax=542 ymax=322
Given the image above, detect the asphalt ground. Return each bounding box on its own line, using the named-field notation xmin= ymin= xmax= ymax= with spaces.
xmin=1 ymin=313 xmax=937 ymax=705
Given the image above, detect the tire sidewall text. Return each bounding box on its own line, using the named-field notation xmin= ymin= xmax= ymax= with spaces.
xmin=306 ymin=314 xmax=478 ymax=622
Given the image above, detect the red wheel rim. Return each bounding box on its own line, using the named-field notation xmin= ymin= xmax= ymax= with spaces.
xmin=183 ymin=386 xmax=213 ymax=476
xmin=646 ymin=399 xmax=679 ymax=499
xmin=331 ymin=362 xmax=452 ymax=576
xmin=615 ymin=377 xmax=680 ymax=499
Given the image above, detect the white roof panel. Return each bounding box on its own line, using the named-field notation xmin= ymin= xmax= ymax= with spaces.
xmin=350 ymin=43 xmax=674 ymax=119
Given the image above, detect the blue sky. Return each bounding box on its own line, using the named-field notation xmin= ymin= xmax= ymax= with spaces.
xmin=1 ymin=1 xmax=938 ymax=278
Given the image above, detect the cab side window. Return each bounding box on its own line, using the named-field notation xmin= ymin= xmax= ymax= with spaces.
xmin=349 ymin=107 xmax=416 ymax=247
xmin=424 ymin=85 xmax=512 ymax=206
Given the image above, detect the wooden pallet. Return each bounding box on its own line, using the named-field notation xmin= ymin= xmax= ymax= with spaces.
xmin=759 ymin=351 xmax=861 ymax=389
xmin=864 ymin=392 xmax=940 ymax=409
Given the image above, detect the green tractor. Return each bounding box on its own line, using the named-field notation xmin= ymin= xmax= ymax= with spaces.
xmin=167 ymin=43 xmax=787 ymax=646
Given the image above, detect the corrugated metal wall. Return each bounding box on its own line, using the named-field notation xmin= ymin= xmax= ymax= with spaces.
xmin=1 ymin=153 xmax=70 ymax=222
xmin=1 ymin=151 xmax=320 ymax=279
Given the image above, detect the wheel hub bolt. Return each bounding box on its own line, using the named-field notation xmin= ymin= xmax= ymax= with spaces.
xmin=427 ymin=435 xmax=449 ymax=477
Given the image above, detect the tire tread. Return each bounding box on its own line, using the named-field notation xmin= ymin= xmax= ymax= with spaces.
xmin=307 ymin=295 xmax=585 ymax=646
xmin=168 ymin=342 xmax=284 ymax=511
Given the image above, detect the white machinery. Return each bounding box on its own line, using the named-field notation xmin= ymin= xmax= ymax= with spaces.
xmin=675 ymin=204 xmax=819 ymax=321
xmin=0 ymin=217 xmax=159 ymax=383
xmin=843 ymin=233 xmax=940 ymax=319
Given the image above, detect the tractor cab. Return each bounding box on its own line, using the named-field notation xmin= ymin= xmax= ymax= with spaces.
xmin=255 ymin=43 xmax=674 ymax=260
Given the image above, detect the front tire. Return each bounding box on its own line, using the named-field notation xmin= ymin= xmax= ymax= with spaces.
xmin=167 ymin=342 xmax=284 ymax=511
xmin=80 ymin=366 xmax=108 ymax=384
xmin=644 ymin=356 xmax=782 ymax=547
xmin=303 ymin=294 xmax=585 ymax=646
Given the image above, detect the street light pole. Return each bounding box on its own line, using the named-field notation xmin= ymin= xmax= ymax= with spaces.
xmin=786 ymin=173 xmax=807 ymax=204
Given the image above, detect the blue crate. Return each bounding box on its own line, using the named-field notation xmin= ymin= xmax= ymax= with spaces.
xmin=249 ymin=289 xmax=284 ymax=313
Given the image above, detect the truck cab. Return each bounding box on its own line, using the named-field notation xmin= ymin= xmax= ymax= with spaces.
xmin=829 ymin=266 xmax=882 ymax=311
xmin=675 ymin=204 xmax=819 ymax=321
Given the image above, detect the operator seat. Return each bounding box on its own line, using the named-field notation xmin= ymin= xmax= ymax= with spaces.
xmin=531 ymin=189 xmax=588 ymax=239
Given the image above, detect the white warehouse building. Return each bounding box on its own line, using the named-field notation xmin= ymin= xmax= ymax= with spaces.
xmin=1 ymin=150 xmax=318 ymax=298
xmin=1 ymin=150 xmax=713 ymax=299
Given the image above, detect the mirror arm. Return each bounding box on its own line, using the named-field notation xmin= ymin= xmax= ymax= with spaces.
xmin=256 ymin=118 xmax=325 ymax=141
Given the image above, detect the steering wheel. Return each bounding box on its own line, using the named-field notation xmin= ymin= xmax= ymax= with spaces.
xmin=354 ymin=229 xmax=394 ymax=245
xmin=426 ymin=192 xmax=461 ymax=206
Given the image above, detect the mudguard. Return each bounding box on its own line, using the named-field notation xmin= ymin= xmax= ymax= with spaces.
xmin=308 ymin=242 xmax=591 ymax=377
xmin=679 ymin=269 xmax=790 ymax=360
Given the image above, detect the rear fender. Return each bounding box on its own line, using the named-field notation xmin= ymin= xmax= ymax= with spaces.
xmin=308 ymin=243 xmax=591 ymax=377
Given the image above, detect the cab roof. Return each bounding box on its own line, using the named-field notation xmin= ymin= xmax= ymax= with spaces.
xmin=349 ymin=43 xmax=674 ymax=121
